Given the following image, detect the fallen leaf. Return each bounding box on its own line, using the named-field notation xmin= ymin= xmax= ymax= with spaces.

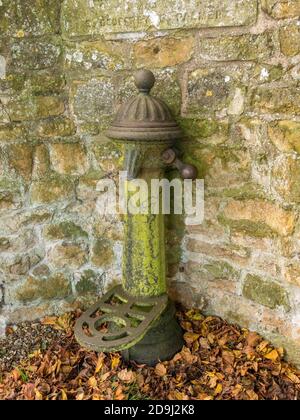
xmin=214 ymin=383 xmax=223 ymax=395
xmin=111 ymin=355 xmax=120 ymax=370
xmin=88 ymin=376 xmax=98 ymax=389
xmin=95 ymin=354 xmax=105 ymax=374
xmin=117 ymin=369 xmax=136 ymax=383
xmin=285 ymin=371 xmax=300 ymax=384
xmin=155 ymin=363 xmax=167 ymax=377
xmin=265 ymin=349 xmax=279 ymax=362
xmin=61 ymin=389 xmax=68 ymax=400
xmin=184 ymin=332 xmax=200 ymax=345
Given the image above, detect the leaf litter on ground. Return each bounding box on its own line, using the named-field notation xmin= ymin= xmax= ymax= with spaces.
xmin=0 ymin=307 xmax=299 ymax=400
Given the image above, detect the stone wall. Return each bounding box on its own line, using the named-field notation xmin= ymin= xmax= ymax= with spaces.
xmin=1 ymin=0 xmax=300 ymax=366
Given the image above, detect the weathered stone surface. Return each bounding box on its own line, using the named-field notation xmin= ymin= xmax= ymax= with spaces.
xmin=0 ymin=124 xmax=28 ymax=142
xmin=198 ymin=33 xmax=274 ymax=61
xmin=25 ymin=72 xmax=65 ymax=96
xmin=0 ymin=0 xmax=61 ymax=38
xmin=16 ymin=274 xmax=72 ymax=303
xmin=31 ymin=264 xmax=51 ymax=279
xmin=74 ymin=269 xmax=99 ymax=295
xmin=0 ymin=207 xmax=52 ymax=236
xmin=268 ymin=121 xmax=300 ymax=153
xmin=251 ymin=64 xmax=283 ymax=85
xmin=65 ymin=40 xmax=127 ymax=71
xmin=134 ymin=36 xmax=194 ymax=68
xmin=262 ymin=0 xmax=300 ymax=19
xmin=251 ymin=87 xmax=300 ymax=115
xmin=7 ymin=96 xmax=65 ymax=122
xmin=8 ymin=144 xmax=33 ymax=180
xmin=44 ymin=221 xmax=88 ymax=241
xmin=0 ymin=237 xmax=10 ymax=251
xmin=32 ymin=145 xmax=50 ymax=179
xmin=49 ymin=143 xmax=89 ymax=176
xmin=179 ymin=118 xmax=223 ymax=140
xmin=2 ymin=72 xmax=65 ymax=97
xmin=62 ymin=0 xmax=258 ymax=36
xmin=30 ymin=176 xmax=74 ymax=204
xmin=272 ymin=155 xmax=300 ymax=204
xmin=186 ymin=145 xmax=251 ymax=188
xmin=0 ymin=55 xmax=6 ymax=79
xmin=186 ymin=65 xmax=246 ymax=117
xmin=187 ymin=239 xmax=250 ymax=267
xmin=284 ymin=262 xmax=300 ymax=287
xmin=72 ymin=78 xmax=114 ymax=123
xmin=243 ymin=274 xmax=290 ymax=311
xmin=10 ymin=38 xmax=62 ymax=71
xmin=91 ymin=238 xmax=114 ymax=268
xmin=280 ymin=24 xmax=300 ymax=57
xmin=48 ymin=243 xmax=88 ymax=269
xmin=0 ymin=191 xmax=21 ymax=211
xmin=1 ymin=250 xmax=43 ymax=277
xmin=36 ymin=118 xmax=76 ymax=138
xmin=222 ymin=200 xmax=296 ymax=237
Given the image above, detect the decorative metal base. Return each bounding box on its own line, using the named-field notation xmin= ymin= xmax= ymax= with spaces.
xmin=122 ymin=302 xmax=184 ymax=366
xmin=75 ymin=285 xmax=168 ymax=352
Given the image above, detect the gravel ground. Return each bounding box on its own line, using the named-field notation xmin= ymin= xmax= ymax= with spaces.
xmin=0 ymin=322 xmax=64 ymax=372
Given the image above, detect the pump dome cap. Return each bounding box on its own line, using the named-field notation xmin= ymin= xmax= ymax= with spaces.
xmin=106 ymin=70 xmax=182 ymax=142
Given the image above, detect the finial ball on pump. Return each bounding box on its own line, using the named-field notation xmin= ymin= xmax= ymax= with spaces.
xmin=134 ymin=69 xmax=155 ymax=94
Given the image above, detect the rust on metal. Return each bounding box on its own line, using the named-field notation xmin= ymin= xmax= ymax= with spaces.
xmin=75 ymin=285 xmax=168 ymax=352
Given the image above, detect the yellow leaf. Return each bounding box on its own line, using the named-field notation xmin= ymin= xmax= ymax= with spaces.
xmin=95 ymin=354 xmax=104 ymax=374
xmin=214 ymin=383 xmax=223 ymax=396
xmin=198 ymin=393 xmax=213 ymax=400
xmin=76 ymin=393 xmax=85 ymax=401
xmin=186 ymin=309 xmax=203 ymax=321
xmin=168 ymin=390 xmax=189 ymax=400
xmin=184 ymin=332 xmax=200 ymax=345
xmin=155 ymin=363 xmax=167 ymax=377
xmin=246 ymin=390 xmax=259 ymax=400
xmin=88 ymin=376 xmax=98 ymax=388
xmin=256 ymin=340 xmax=269 ymax=352
xmin=35 ymin=389 xmax=43 ymax=400
xmin=111 ymin=355 xmax=120 ymax=370
xmin=115 ymin=385 xmax=125 ymax=400
xmin=41 ymin=316 xmax=57 ymax=326
xmin=265 ymin=349 xmax=279 ymax=362
xmin=61 ymin=389 xmax=68 ymax=400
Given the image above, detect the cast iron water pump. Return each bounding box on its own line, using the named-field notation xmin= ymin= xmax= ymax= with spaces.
xmin=75 ymin=70 xmax=197 ymax=365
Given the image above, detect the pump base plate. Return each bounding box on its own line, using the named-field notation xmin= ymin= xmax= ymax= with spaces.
xmin=75 ymin=285 xmax=168 ymax=352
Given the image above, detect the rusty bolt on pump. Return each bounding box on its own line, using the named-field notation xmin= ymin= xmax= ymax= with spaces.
xmin=75 ymin=69 xmax=198 ymax=365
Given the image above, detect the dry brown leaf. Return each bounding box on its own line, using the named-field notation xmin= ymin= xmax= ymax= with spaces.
xmin=117 ymin=369 xmax=136 ymax=383
xmin=88 ymin=376 xmax=98 ymax=388
xmin=95 ymin=354 xmax=105 ymax=374
xmin=285 ymin=371 xmax=300 ymax=384
xmin=184 ymin=332 xmax=200 ymax=345
xmin=155 ymin=363 xmax=167 ymax=377
xmin=246 ymin=390 xmax=259 ymax=400
xmin=246 ymin=332 xmax=260 ymax=347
